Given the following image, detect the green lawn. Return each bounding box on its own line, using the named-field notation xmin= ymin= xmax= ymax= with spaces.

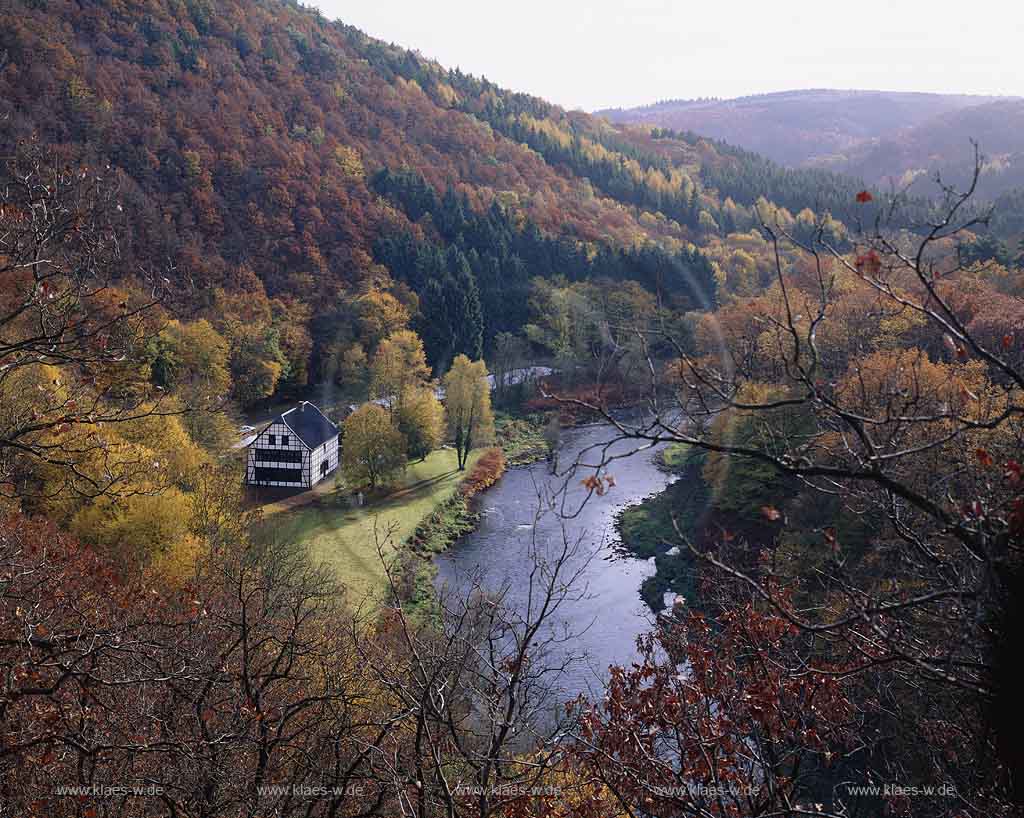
xmin=263 ymin=448 xmax=481 ymax=603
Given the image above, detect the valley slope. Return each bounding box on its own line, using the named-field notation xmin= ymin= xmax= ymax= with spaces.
xmin=0 ymin=0 xmax=1003 ymax=403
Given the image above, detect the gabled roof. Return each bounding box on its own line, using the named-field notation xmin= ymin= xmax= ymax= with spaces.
xmin=264 ymin=401 xmax=339 ymax=450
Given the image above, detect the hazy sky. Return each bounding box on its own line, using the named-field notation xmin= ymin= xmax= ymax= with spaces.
xmin=311 ymin=0 xmax=1021 ymax=111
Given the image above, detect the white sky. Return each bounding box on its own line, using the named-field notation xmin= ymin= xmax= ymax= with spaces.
xmin=312 ymin=0 xmax=1022 ymax=110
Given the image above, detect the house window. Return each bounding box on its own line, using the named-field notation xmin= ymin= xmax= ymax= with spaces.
xmin=268 ymin=434 xmax=277 ymax=445
xmin=282 ymin=435 xmax=289 ymax=447
xmin=255 ymin=449 xmax=302 ymax=464
xmin=320 ymin=460 xmax=328 ymax=477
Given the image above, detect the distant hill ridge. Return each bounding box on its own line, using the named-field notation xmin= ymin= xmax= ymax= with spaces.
xmin=601 ymin=88 xmax=1012 ymax=113
xmin=599 ymin=89 xmax=1024 ymax=197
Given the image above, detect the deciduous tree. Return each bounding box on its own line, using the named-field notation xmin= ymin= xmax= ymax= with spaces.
xmin=369 ymin=329 xmax=432 ymax=415
xmin=341 ymin=403 xmax=407 ymax=489
xmin=0 ymin=142 xmax=173 ymax=501
xmin=395 ymin=387 xmax=445 ymax=462
xmin=443 ymin=355 xmax=494 ymax=470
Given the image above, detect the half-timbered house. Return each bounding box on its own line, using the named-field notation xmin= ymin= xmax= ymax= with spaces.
xmin=245 ymin=401 xmax=340 ymax=489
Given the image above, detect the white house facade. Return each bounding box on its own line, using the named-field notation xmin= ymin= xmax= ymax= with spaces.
xmin=245 ymin=402 xmax=340 ymax=489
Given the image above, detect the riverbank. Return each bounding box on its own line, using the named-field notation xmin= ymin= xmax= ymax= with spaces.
xmin=251 ymin=404 xmax=546 ymax=604
xmin=614 ymin=438 xmax=798 ymax=613
xmin=260 ymin=447 xmax=483 ymax=602
xmin=614 ymin=444 xmax=704 ymax=612
xmin=494 ymin=413 xmax=549 ymax=465
xmin=398 ymin=448 xmax=508 ymax=609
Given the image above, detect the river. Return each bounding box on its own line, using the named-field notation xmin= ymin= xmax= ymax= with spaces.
xmin=434 ymin=420 xmax=675 ymax=702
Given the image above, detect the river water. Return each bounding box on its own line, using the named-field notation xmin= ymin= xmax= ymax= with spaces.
xmin=434 ymin=421 xmax=675 ymax=702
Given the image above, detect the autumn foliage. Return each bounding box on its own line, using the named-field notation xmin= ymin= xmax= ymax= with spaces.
xmin=569 ymin=594 xmax=857 ymax=818
xmin=0 ymin=509 xmax=377 ymax=816
xmin=458 ymin=447 xmax=507 ymax=498
xmin=3 ymin=0 xmax=1024 ymax=814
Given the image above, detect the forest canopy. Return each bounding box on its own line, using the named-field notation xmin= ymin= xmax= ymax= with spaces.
xmin=2 ymin=0 xmax=1024 ymax=816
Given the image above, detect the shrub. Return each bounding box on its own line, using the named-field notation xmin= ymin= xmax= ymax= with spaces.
xmin=459 ymin=448 xmax=507 ymax=498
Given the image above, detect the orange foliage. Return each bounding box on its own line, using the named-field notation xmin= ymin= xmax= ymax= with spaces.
xmin=458 ymin=447 xmax=507 ymax=498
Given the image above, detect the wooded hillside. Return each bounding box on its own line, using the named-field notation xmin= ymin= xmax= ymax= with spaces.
xmin=1 ymin=0 xmax=915 ymax=395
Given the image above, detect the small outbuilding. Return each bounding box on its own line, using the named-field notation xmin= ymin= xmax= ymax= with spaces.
xmin=245 ymin=401 xmax=340 ymax=489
